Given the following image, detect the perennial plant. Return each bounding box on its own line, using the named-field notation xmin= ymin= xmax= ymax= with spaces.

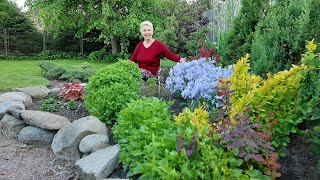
xmin=166 ymin=58 xmax=233 ymax=105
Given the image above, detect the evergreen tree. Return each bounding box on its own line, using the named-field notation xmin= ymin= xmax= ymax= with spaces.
xmin=220 ymin=0 xmax=269 ymax=66
xmin=250 ymin=0 xmax=320 ymax=76
xmin=0 ymin=0 xmax=33 ymax=30
xmin=0 ymin=0 xmax=42 ymax=54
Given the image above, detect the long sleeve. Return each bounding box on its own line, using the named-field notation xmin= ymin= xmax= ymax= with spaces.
xmin=129 ymin=43 xmax=141 ymax=62
xmin=160 ymin=42 xmax=181 ymax=62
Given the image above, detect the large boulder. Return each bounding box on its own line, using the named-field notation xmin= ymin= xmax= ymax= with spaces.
xmin=75 ymin=145 xmax=120 ymax=180
xmin=0 ymin=92 xmax=32 ymax=107
xmin=18 ymin=126 xmax=56 ymax=145
xmin=0 ymin=101 xmax=25 ymax=119
xmin=0 ymin=114 xmax=26 ymax=138
xmin=51 ymin=116 xmax=108 ymax=161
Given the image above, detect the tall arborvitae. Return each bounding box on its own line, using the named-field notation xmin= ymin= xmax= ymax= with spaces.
xmin=220 ymin=0 xmax=269 ymax=66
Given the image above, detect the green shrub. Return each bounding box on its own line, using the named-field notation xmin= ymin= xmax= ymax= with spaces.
xmin=112 ymin=97 xmax=175 ymax=173
xmin=38 ymin=50 xmax=80 ymax=60
xmin=111 ymin=60 xmax=142 ymax=80
xmin=88 ymin=48 xmax=108 ymax=61
xmin=184 ymin=27 xmax=209 ymax=57
xmin=303 ymin=125 xmax=320 ymax=155
xmin=88 ymin=48 xmax=129 ymax=63
xmin=79 ymin=62 xmax=93 ymax=69
xmin=85 ymin=60 xmax=141 ymax=124
xmin=39 ymin=61 xmax=57 ymax=71
xmin=251 ymin=0 xmax=320 ymax=76
xmin=298 ymin=40 xmax=320 ymax=122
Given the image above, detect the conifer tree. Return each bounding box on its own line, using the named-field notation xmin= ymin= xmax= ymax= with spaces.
xmin=250 ymin=0 xmax=320 ymax=76
xmin=220 ymin=0 xmax=269 ymax=66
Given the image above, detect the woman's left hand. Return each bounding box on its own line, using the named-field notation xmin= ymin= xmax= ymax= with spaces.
xmin=179 ymin=58 xmax=186 ymax=63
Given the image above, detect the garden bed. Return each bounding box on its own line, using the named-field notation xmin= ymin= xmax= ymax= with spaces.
xmin=1 ymin=78 xmax=319 ymax=180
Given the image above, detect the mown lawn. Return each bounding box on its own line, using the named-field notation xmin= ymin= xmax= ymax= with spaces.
xmin=0 ymin=59 xmax=109 ymax=91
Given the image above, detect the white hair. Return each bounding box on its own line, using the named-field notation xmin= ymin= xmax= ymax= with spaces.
xmin=140 ymin=21 xmax=153 ymax=32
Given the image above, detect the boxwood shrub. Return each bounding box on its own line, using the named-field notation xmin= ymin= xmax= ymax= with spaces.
xmin=84 ymin=60 xmax=141 ymax=124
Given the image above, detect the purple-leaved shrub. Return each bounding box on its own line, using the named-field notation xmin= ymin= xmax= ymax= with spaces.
xmin=166 ymin=58 xmax=233 ymax=105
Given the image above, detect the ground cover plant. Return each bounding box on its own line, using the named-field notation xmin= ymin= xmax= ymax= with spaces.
xmin=39 ymin=61 xmax=95 ymax=83
xmin=166 ymin=58 xmax=233 ymax=106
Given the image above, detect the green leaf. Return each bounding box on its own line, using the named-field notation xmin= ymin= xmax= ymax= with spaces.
xmin=186 ymin=127 xmax=193 ymax=134
xmin=231 ymin=169 xmax=243 ymax=177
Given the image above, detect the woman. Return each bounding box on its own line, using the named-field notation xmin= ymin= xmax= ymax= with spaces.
xmin=130 ymin=21 xmax=186 ymax=80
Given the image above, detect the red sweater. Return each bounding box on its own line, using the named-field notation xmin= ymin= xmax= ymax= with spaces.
xmin=129 ymin=40 xmax=181 ymax=76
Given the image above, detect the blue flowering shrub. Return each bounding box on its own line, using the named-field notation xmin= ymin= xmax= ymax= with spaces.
xmin=166 ymin=58 xmax=233 ymax=105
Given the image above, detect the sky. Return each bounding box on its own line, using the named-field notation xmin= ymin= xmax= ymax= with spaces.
xmin=10 ymin=0 xmax=27 ymax=11
xmin=11 ymin=0 xmax=25 ymax=7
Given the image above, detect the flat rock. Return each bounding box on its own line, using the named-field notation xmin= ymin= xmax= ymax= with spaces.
xmin=12 ymin=86 xmax=50 ymax=99
xmin=21 ymin=110 xmax=70 ymax=130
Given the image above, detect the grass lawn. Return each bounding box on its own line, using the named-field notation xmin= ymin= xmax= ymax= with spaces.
xmin=0 ymin=59 xmax=109 ymax=91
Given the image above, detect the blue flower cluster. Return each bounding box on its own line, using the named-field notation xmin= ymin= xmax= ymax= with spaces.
xmin=166 ymin=58 xmax=233 ymax=105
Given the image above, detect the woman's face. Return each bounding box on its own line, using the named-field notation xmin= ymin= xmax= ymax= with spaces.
xmin=141 ymin=25 xmax=153 ymax=40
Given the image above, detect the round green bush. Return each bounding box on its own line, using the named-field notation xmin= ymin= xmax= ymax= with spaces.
xmin=85 ymin=60 xmax=142 ymax=124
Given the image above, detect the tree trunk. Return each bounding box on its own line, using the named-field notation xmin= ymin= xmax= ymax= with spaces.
xmin=111 ymin=37 xmax=118 ymax=54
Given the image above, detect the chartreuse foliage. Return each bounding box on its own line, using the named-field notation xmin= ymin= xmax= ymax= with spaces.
xmin=225 ymin=53 xmax=305 ymax=149
xmin=227 ymin=54 xmax=262 ymax=103
xmin=84 ymin=60 xmax=141 ymax=124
